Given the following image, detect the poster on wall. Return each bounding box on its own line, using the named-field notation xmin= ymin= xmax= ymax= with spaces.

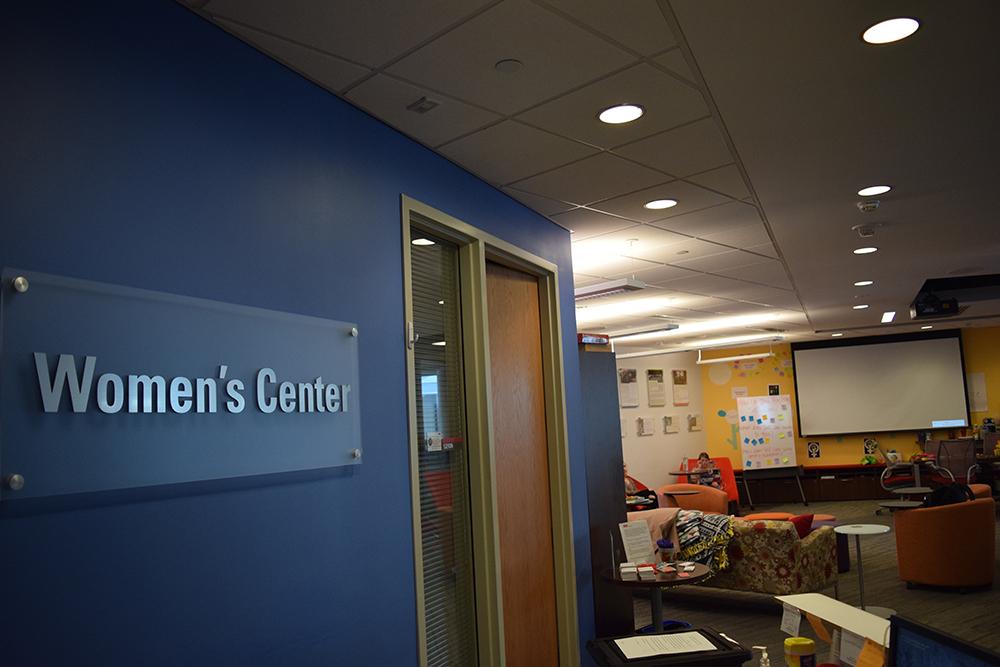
xmin=646 ymin=369 xmax=666 ymax=407
xmin=663 ymin=415 xmax=679 ymax=434
xmin=637 ymin=417 xmax=656 ymax=436
xmin=737 ymin=395 xmax=797 ymax=471
xmin=618 ymin=368 xmax=639 ymax=408
xmin=671 ymin=369 xmax=689 ymax=406
xmin=687 ymin=413 xmax=703 ymax=432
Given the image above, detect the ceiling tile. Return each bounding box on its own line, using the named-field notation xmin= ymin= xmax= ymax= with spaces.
xmin=206 ymin=0 xmax=495 ymax=67
xmin=591 ymin=180 xmax=730 ymax=222
xmin=614 ymin=117 xmax=732 ymax=177
xmin=717 ymin=259 xmax=793 ymax=289
xmin=573 ymin=272 xmax=606 ymax=287
xmin=538 ymin=0 xmax=677 ymax=55
xmin=510 ymin=153 xmax=666 ymax=205
xmin=217 ymin=20 xmax=372 ymax=92
xmin=650 ymin=200 xmax=760 ymax=233
xmin=552 ymin=209 xmax=637 ymax=240
xmin=734 ymin=286 xmax=802 ymax=309
xmin=698 ymin=222 xmax=772 ymax=250
xmin=346 ymin=74 xmax=500 ymax=147
xmin=654 ymin=272 xmax=757 ymax=297
xmin=386 ymin=0 xmax=636 ymax=115
xmin=628 ymin=263 xmax=701 ymax=286
xmin=438 ymin=121 xmax=598 ymax=185
xmin=501 ymin=187 xmax=577 ymax=216
xmin=516 ymin=63 xmax=708 ymax=149
xmin=654 ymin=48 xmax=695 ymax=82
xmin=670 ymin=249 xmax=766 ymax=273
xmin=630 ymin=236 xmax=733 ymax=265
xmin=746 ymin=242 xmax=780 ymax=259
xmin=573 ymin=254 xmax=661 ymax=279
xmin=687 ymin=163 xmax=750 ymax=199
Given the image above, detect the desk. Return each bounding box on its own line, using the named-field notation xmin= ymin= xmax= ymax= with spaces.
xmin=603 ymin=564 xmax=711 ymax=633
xmin=834 ymin=524 xmax=893 ymax=618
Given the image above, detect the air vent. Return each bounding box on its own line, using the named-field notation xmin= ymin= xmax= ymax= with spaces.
xmin=574 ymin=278 xmax=646 ymax=301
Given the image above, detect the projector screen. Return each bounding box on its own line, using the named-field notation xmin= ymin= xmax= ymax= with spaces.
xmin=793 ymin=332 xmax=969 ymax=436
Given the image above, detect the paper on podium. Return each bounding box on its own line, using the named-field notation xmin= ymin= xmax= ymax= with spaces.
xmin=614 ymin=631 xmax=717 ymax=659
xmin=619 ymin=521 xmax=655 ymax=564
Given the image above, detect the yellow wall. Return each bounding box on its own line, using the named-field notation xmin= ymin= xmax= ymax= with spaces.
xmin=699 ymin=327 xmax=1000 ymax=469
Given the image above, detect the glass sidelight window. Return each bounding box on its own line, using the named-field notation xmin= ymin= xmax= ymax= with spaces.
xmin=410 ymin=231 xmax=478 ymax=666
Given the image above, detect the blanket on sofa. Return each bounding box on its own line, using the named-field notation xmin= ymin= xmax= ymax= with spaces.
xmin=676 ymin=510 xmax=733 ymax=572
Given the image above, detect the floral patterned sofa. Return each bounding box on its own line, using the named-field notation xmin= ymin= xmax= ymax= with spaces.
xmin=704 ymin=519 xmax=839 ymax=596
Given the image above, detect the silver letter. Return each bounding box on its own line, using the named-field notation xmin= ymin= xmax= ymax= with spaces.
xmin=170 ymin=377 xmax=193 ymax=413
xmin=313 ymin=377 xmax=325 ymax=413
xmin=257 ymin=368 xmax=276 ymax=413
xmin=297 ymin=382 xmax=315 ymax=413
xmin=97 ymin=373 xmax=124 ymax=413
xmin=340 ymin=384 xmax=351 ymax=413
xmin=226 ymin=379 xmax=245 ymax=413
xmin=195 ymin=377 xmax=217 ymax=413
xmin=279 ymin=382 xmax=296 ymax=413
xmin=129 ymin=375 xmax=167 ymax=413
xmin=34 ymin=353 xmax=96 ymax=413
xmin=325 ymin=384 xmax=340 ymax=412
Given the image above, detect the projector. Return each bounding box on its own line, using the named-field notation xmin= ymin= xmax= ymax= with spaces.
xmin=910 ymin=293 xmax=960 ymax=319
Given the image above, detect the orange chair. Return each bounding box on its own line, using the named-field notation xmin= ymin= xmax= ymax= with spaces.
xmin=683 ymin=456 xmax=740 ymax=511
xmin=657 ymin=483 xmax=728 ymax=514
xmin=894 ymin=497 xmax=996 ymax=589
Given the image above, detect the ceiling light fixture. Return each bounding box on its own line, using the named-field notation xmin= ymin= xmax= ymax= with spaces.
xmin=831 ymin=333 xmax=844 ymax=337
xmin=494 ymin=58 xmax=523 ymax=74
xmin=598 ymin=104 xmax=644 ymax=124
xmin=696 ymin=348 xmax=775 ymax=366
xmin=615 ymin=334 xmax=783 ymax=359
xmin=608 ymin=324 xmax=680 ymax=340
xmin=853 ymin=247 xmax=878 ymax=255
xmin=921 ymin=325 xmax=933 ymax=330
xmin=606 ymin=312 xmax=785 ymax=343
xmin=854 ymin=280 xmax=874 ymax=286
xmin=432 ymin=341 xmax=446 ymax=346
xmin=411 ymin=238 xmax=435 ymax=246
xmin=853 ymin=304 xmax=869 ymax=310
xmin=643 ymin=198 xmax=678 ymax=210
xmin=574 ymin=277 xmax=647 ymax=301
xmin=881 ymin=311 xmax=896 ymax=323
xmin=857 ymin=185 xmax=892 ymax=197
xmin=862 ymin=18 xmax=920 ymax=45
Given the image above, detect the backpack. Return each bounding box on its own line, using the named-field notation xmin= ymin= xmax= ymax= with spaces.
xmin=923 ymin=483 xmax=975 ymax=507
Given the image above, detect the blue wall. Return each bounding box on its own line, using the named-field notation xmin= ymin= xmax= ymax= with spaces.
xmin=0 ymin=2 xmax=593 ymax=664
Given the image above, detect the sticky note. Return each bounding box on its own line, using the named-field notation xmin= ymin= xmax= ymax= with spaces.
xmin=744 ymin=437 xmax=750 ymax=444
xmin=778 ymin=415 xmax=785 ymax=421
xmin=765 ymin=438 xmax=770 ymax=444
xmin=746 ymin=460 xmax=752 ymax=467
xmin=757 ymin=419 xmax=762 ymax=424
xmin=740 ymin=415 xmax=746 ymax=422
xmin=762 ymin=414 xmax=768 ymax=420
xmin=770 ymin=418 xmax=775 ymax=424
xmin=778 ymin=432 xmax=785 ymax=439
xmin=782 ymin=457 xmax=789 ymax=464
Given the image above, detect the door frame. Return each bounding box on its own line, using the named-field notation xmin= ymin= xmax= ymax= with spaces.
xmin=401 ymin=195 xmax=578 ymax=667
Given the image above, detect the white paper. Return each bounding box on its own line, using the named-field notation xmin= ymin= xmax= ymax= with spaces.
xmin=619 ymin=521 xmax=655 ymax=564
xmin=663 ymin=415 xmax=679 ymax=434
xmin=671 ymin=369 xmax=689 ymax=406
xmin=637 ymin=416 xmax=656 ymax=436
xmin=687 ymin=413 xmax=703 ymax=432
xmin=840 ymin=629 xmax=865 ymax=666
xmin=618 ymin=368 xmax=639 ymax=408
xmin=968 ymin=371 xmax=988 ymax=412
xmin=780 ymin=604 xmax=802 ymax=636
xmin=647 ymin=369 xmax=666 ymax=407
xmin=731 ymin=386 xmax=749 ymax=399
xmin=614 ymin=631 xmax=717 ymax=659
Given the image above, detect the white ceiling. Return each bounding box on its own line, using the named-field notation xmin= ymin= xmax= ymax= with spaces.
xmin=188 ymin=0 xmax=1000 ymax=354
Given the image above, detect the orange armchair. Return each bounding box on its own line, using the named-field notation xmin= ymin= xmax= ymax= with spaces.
xmin=657 ymin=483 xmax=728 ymax=514
xmin=894 ymin=497 xmax=996 ymax=589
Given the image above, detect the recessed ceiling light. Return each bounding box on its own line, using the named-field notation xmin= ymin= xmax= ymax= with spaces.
xmin=598 ymin=104 xmax=644 ymax=124
xmin=881 ymin=311 xmax=896 ymax=323
xmin=854 ymin=280 xmax=874 ymax=286
xmin=438 ymin=300 xmax=445 ymax=305
xmin=853 ymin=247 xmax=878 ymax=255
xmin=494 ymin=58 xmax=523 ymax=74
xmin=853 ymin=304 xmax=869 ymax=310
xmin=644 ymin=198 xmax=678 ymax=210
xmin=432 ymin=340 xmax=446 ymax=346
xmin=921 ymin=325 xmax=933 ymax=330
xmin=862 ymin=18 xmax=920 ymax=45
xmin=857 ymin=185 xmax=892 ymax=197
xmin=831 ymin=333 xmax=844 ymax=337
xmin=412 ymin=238 xmax=435 ymax=246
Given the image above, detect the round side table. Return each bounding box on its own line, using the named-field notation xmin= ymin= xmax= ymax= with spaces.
xmin=834 ymin=523 xmax=893 ymax=618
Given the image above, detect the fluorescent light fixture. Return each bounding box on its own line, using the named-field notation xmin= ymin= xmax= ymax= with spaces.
xmin=605 ymin=312 xmax=784 ymax=343
xmin=615 ymin=334 xmax=783 ymax=359
xmin=854 ymin=280 xmax=874 ymax=287
xmin=853 ymin=304 xmax=869 ymax=310
xmin=696 ymin=349 xmax=774 ymax=365
xmin=608 ymin=324 xmax=680 ymax=340
xmin=643 ymin=199 xmax=678 ymax=210
xmin=575 ymin=295 xmax=673 ymax=325
xmin=411 ymin=238 xmax=435 ymax=246
xmin=857 ymin=185 xmax=891 ymax=197
xmin=863 ymin=18 xmax=920 ymax=44
xmin=881 ymin=310 xmax=896 ymax=323
xmin=831 ymin=333 xmax=844 ymax=337
xmin=921 ymin=325 xmax=933 ymax=330
xmin=853 ymin=247 xmax=878 ymax=255
xmin=598 ymin=104 xmax=644 ymax=124
xmin=432 ymin=341 xmax=446 ymax=346
xmin=574 ymin=277 xmax=647 ymax=301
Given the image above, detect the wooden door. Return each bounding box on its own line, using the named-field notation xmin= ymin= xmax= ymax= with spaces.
xmin=486 ymin=261 xmax=559 ymax=667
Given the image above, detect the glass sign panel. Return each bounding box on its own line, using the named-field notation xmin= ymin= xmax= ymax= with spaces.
xmin=1 ymin=269 xmax=362 ymax=500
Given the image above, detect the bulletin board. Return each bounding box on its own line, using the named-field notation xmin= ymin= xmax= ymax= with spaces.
xmin=736 ymin=395 xmax=797 ymax=470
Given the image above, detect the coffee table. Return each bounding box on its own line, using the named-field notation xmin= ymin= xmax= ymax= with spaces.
xmin=603 ymin=563 xmax=711 ymax=633
xmin=834 ymin=524 xmax=893 ymax=618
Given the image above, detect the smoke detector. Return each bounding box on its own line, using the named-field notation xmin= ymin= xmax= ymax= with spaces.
xmin=851 ymin=222 xmax=884 ymax=238
xmin=856 ymin=199 xmax=880 ymax=213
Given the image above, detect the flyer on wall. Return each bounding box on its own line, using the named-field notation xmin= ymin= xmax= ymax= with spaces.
xmin=671 ymin=368 xmax=689 ymax=406
xmin=646 ymin=369 xmax=666 ymax=407
xmin=618 ymin=367 xmax=639 ymax=408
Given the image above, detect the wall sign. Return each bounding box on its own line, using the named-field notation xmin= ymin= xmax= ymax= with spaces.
xmin=1 ymin=270 xmax=362 ymax=500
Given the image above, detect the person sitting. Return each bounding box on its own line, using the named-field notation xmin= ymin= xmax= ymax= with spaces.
xmin=693 ymin=452 xmax=723 ymax=490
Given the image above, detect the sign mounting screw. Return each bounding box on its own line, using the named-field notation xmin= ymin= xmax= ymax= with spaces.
xmin=12 ymin=276 xmax=29 ymax=293
xmin=351 ymin=448 xmax=362 ymax=460
xmin=350 ymin=327 xmax=359 ymax=338
xmin=4 ymin=474 xmax=25 ymax=491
